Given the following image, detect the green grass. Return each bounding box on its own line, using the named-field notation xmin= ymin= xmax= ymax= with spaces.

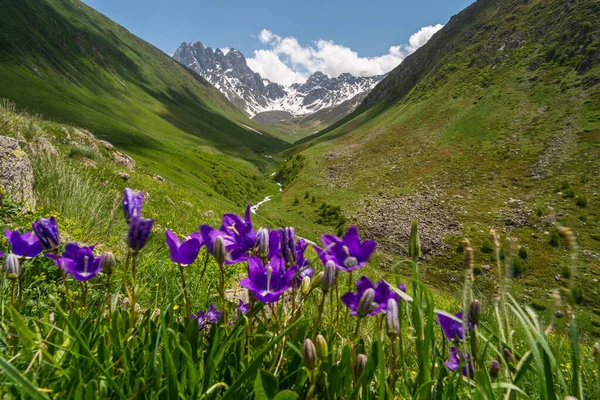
xmin=265 ymin=0 xmax=600 ymax=331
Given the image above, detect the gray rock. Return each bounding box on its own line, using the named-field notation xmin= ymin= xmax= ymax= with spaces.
xmin=116 ymin=171 xmax=130 ymax=181
xmin=113 ymin=151 xmax=136 ymax=170
xmin=30 ymin=136 xmax=57 ymax=156
xmin=0 ymin=136 xmax=36 ymax=211
xmin=71 ymin=128 xmax=99 ymax=152
xmin=153 ymin=175 xmax=165 ymax=183
xmin=98 ymin=140 xmax=114 ymax=150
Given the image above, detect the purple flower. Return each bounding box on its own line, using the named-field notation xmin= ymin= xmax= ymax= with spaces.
xmin=399 ymin=283 xmax=407 ymax=293
xmin=60 ymin=243 xmax=103 ymax=281
xmin=32 ymin=217 xmax=60 ymax=251
xmin=238 ymin=299 xmax=251 ymax=315
xmin=199 ymin=225 xmax=235 ymax=258
xmin=316 ymin=226 xmax=376 ymax=272
xmin=127 ymin=216 xmax=154 ymax=252
xmin=0 ymin=251 xmax=3 ymax=259
xmin=341 ymin=276 xmax=396 ymax=317
xmin=290 ymin=238 xmax=313 ymax=286
xmin=436 ymin=311 xmax=467 ymax=341
xmin=122 ymin=188 xmax=144 ymax=224
xmin=191 ymin=303 xmax=222 ymax=330
xmin=4 ymin=229 xmax=43 ymax=258
xmin=220 ymin=204 xmax=256 ymax=263
xmin=44 ymin=254 xmax=74 ymax=270
xmin=240 ymin=255 xmax=294 ymax=303
xmin=281 ymin=227 xmax=296 ymax=264
xmin=445 ymin=347 xmax=473 ymax=377
xmin=165 ymin=230 xmax=201 ymax=266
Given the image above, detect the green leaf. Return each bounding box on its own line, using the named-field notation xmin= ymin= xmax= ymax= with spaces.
xmin=254 ymin=370 xmax=269 ymax=400
xmin=273 ymin=390 xmax=300 ymax=400
xmin=0 ymin=356 xmax=50 ymax=400
xmin=221 ymin=318 xmax=301 ymax=400
xmin=260 ymin=369 xmax=279 ymax=399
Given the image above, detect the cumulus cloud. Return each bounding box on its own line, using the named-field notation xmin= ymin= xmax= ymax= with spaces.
xmin=247 ymin=25 xmax=443 ymax=86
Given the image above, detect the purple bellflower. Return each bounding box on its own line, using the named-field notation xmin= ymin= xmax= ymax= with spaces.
xmin=219 ymin=204 xmax=256 ymax=263
xmin=445 ymin=346 xmax=474 ymax=377
xmin=127 ymin=216 xmax=154 ymax=253
xmin=238 ymin=299 xmax=251 ymax=315
xmin=240 ymin=255 xmax=294 ymax=303
xmin=341 ymin=276 xmax=397 ymax=317
xmin=436 ymin=311 xmax=468 ymax=341
xmin=122 ymin=188 xmax=144 ymax=224
xmin=4 ymin=229 xmax=43 ymax=258
xmin=165 ymin=230 xmax=201 ymax=266
xmin=192 ymin=303 xmax=222 ymax=330
xmin=60 ymin=243 xmax=103 ymax=281
xmin=32 ymin=217 xmax=60 ymax=251
xmin=316 ymin=226 xmax=376 ymax=272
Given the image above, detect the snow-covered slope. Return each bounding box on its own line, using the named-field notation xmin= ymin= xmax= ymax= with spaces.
xmin=172 ymin=42 xmax=384 ymax=119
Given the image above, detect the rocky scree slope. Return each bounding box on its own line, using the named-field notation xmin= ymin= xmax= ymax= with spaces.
xmin=262 ymin=0 xmax=600 ymax=324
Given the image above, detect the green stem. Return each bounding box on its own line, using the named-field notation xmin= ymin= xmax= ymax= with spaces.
xmin=218 ymin=262 xmax=227 ymax=325
xmin=106 ymin=274 xmax=112 ymax=322
xmin=179 ymin=264 xmax=190 ymax=316
xmin=390 ymin=338 xmax=397 ymax=395
xmin=314 ymin=292 xmax=327 ymax=338
xmin=54 ymin=250 xmax=73 ymax=312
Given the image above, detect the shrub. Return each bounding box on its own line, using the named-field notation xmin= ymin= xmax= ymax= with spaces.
xmin=576 ymin=195 xmax=587 ymax=208
xmin=518 ymin=246 xmax=528 ymax=260
xmin=311 ymin=196 xmax=316 ymax=204
xmin=512 ymin=257 xmax=524 ymax=277
xmin=304 ymin=191 xmax=310 ymax=199
xmin=473 ymin=265 xmax=483 ymax=276
xmin=531 ymin=300 xmax=546 ymax=311
xmin=536 ymin=207 xmax=543 ymax=217
xmin=561 ymin=263 xmax=571 ymax=279
xmin=69 ymin=144 xmax=98 ymax=160
xmin=481 ymin=239 xmax=494 ymax=254
xmin=293 ymin=196 xmax=299 ymax=205
xmin=563 ymin=188 xmax=575 ymax=198
xmin=456 ymin=241 xmax=465 ymax=253
xmin=549 ymin=231 xmax=560 ymax=247
xmin=573 ymin=285 xmax=585 ymax=304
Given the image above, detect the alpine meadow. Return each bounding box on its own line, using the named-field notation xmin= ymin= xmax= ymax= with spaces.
xmin=0 ymin=0 xmax=599 ymax=398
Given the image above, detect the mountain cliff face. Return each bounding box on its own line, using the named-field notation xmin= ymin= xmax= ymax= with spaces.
xmin=173 ymin=42 xmax=384 ymax=120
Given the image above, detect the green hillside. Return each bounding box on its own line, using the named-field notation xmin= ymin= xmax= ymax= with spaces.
xmin=263 ymin=0 xmax=600 ymax=329
xmin=0 ymin=0 xmax=286 ymax=208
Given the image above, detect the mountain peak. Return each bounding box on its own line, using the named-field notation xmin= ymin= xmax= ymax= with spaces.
xmin=172 ymin=42 xmax=384 ymax=119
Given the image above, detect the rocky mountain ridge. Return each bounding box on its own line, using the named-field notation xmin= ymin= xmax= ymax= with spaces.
xmin=172 ymin=42 xmax=384 ymax=120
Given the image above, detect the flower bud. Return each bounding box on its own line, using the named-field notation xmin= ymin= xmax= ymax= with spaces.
xmin=322 ymin=260 xmax=337 ymax=293
xmin=256 ymin=228 xmax=269 ymax=258
xmin=127 ymin=216 xmax=154 ymax=253
xmin=386 ymin=298 xmax=399 ymax=339
xmin=357 ymin=288 xmax=376 ymax=317
xmin=408 ymin=219 xmax=421 ymax=259
xmin=315 ymin=334 xmax=328 ymax=360
xmin=311 ymin=271 xmax=324 ymax=289
xmin=355 ymin=354 xmax=367 ymax=377
xmin=102 ymin=252 xmax=116 ymax=275
xmin=300 ymin=275 xmax=311 ymax=295
xmin=303 ymin=338 xmax=317 ymax=370
xmin=4 ymin=254 xmax=20 ymax=279
xmin=503 ymin=348 xmax=516 ymax=368
xmin=213 ymin=235 xmax=226 ymax=265
xmin=468 ymin=300 xmax=481 ymax=325
xmin=489 ymin=360 xmax=500 ymax=378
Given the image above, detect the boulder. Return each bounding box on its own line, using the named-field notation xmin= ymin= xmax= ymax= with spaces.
xmin=71 ymin=128 xmax=99 ymax=152
xmin=153 ymin=174 xmax=165 ymax=184
xmin=0 ymin=136 xmax=36 ymax=211
xmin=116 ymin=171 xmax=130 ymax=181
xmin=30 ymin=136 xmax=57 ymax=156
xmin=113 ymin=151 xmax=136 ymax=170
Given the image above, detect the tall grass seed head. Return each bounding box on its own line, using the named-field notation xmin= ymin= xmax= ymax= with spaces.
xmin=490 ymin=230 xmax=500 ymax=249
xmin=4 ymin=253 xmax=20 ymax=279
xmin=303 ymin=338 xmax=317 ymax=370
xmin=558 ymin=227 xmax=578 ymax=253
xmin=462 ymin=239 xmax=473 ymax=271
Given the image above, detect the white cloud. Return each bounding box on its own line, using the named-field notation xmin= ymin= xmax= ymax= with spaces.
xmin=247 ymin=25 xmax=443 ymax=86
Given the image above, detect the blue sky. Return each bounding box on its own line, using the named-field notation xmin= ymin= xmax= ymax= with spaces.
xmin=83 ymin=0 xmax=474 ymax=85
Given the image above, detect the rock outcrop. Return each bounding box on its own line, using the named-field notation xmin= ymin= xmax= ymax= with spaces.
xmin=0 ymin=136 xmax=36 ymax=211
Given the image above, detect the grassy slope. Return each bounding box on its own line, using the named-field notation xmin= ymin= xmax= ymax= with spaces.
xmin=263 ymin=0 xmax=600 ymax=331
xmin=0 ymin=0 xmax=286 ymax=208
